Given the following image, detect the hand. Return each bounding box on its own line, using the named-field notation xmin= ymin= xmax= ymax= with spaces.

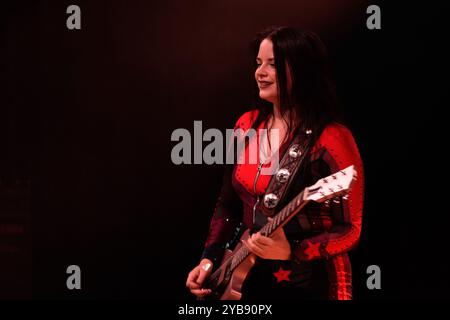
xmin=243 ymin=220 xmax=291 ymax=260
xmin=186 ymin=258 xmax=213 ymax=298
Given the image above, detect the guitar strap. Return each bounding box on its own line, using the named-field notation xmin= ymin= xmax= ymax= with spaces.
xmin=253 ymin=129 xmax=313 ymax=230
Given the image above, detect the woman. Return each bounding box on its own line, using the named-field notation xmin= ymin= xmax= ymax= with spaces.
xmin=186 ymin=26 xmax=364 ymax=300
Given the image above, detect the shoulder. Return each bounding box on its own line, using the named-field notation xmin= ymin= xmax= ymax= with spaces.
xmin=316 ymin=122 xmax=358 ymax=150
xmin=313 ymin=122 xmax=363 ymax=168
xmin=233 ymin=109 xmax=260 ymax=130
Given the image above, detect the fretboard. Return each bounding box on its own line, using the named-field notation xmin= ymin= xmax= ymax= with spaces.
xmin=228 ymin=190 xmax=309 ymax=271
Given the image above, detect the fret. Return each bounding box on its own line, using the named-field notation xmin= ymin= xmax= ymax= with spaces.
xmin=283 ymin=209 xmax=288 ymax=220
xmin=290 ymin=200 xmax=296 ymax=212
xmin=265 ymin=222 xmax=272 ymax=235
xmin=284 ymin=202 xmax=291 ymax=217
xmin=282 ymin=207 xmax=289 ymax=220
xmin=293 ymin=196 xmax=299 ymax=208
xmin=278 ymin=214 xmax=284 ymax=223
xmin=275 ymin=212 xmax=282 ymax=226
xmin=231 ymin=255 xmax=237 ymax=270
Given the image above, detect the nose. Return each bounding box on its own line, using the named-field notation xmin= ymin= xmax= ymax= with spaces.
xmin=255 ymin=64 xmax=268 ymax=79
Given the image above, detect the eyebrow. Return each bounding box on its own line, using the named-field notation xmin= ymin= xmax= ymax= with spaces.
xmin=256 ymin=57 xmax=275 ymax=61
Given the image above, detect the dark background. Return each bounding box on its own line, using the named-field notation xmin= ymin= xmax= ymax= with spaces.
xmin=1 ymin=0 xmax=449 ymax=299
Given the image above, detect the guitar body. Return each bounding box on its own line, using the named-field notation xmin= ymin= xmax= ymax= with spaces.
xmin=219 ymin=230 xmax=256 ymax=300
xmin=201 ymin=229 xmax=257 ymax=300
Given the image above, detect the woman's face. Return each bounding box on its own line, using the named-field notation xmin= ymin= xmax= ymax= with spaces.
xmin=255 ymin=38 xmax=292 ymax=105
xmin=255 ymin=38 xmax=278 ymax=104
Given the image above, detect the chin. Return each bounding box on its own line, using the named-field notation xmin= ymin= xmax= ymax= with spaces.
xmin=259 ymin=92 xmax=276 ymax=103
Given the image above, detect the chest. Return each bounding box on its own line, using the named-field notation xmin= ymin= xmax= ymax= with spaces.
xmin=234 ymin=123 xmax=287 ymax=196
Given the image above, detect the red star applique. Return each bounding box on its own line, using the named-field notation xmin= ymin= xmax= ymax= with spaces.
xmin=273 ymin=267 xmax=292 ymax=283
xmin=303 ymin=242 xmax=322 ymax=259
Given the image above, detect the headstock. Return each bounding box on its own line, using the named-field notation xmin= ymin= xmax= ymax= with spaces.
xmin=305 ymin=165 xmax=357 ymax=202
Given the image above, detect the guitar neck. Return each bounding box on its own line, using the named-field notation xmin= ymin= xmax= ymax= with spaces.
xmin=229 ymin=190 xmax=309 ymax=271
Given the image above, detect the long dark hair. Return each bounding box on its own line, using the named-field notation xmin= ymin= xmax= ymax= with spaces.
xmin=251 ymin=26 xmax=341 ymax=145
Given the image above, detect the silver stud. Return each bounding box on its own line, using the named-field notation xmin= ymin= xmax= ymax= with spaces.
xmin=289 ymin=144 xmax=302 ymax=158
xmin=276 ymin=168 xmax=290 ymax=183
xmin=305 ymin=129 xmax=312 ymax=135
xmin=263 ymin=193 xmax=279 ymax=209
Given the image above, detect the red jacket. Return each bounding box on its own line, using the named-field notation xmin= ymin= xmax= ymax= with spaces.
xmin=202 ymin=110 xmax=364 ymax=300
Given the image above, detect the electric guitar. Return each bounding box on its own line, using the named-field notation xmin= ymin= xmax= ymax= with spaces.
xmin=202 ymin=165 xmax=357 ymax=300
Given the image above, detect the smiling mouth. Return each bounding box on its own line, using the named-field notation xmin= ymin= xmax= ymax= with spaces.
xmin=258 ymin=81 xmax=273 ymax=88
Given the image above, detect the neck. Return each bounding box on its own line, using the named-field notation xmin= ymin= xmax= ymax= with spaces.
xmin=273 ymin=102 xmax=283 ymax=120
xmin=272 ymin=103 xmax=300 ymax=127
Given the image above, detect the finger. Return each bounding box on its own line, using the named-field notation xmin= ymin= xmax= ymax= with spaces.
xmin=191 ymin=288 xmax=212 ymax=297
xmin=251 ymin=232 xmax=267 ymax=244
xmin=250 ymin=236 xmax=269 ymax=251
xmin=254 ymin=234 xmax=273 ymax=246
xmin=186 ymin=269 xmax=199 ymax=287
xmin=272 ymin=227 xmax=288 ymax=240
xmin=196 ymin=269 xmax=209 ymax=286
xmin=242 ymin=238 xmax=255 ymax=252
xmin=252 ymin=232 xmax=260 ymax=240
xmin=246 ymin=237 xmax=265 ymax=250
xmin=187 ymin=271 xmax=202 ymax=290
xmin=188 ymin=281 xmax=201 ymax=290
xmin=243 ymin=239 xmax=266 ymax=258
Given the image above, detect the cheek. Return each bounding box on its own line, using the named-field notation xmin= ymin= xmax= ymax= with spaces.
xmin=269 ymin=69 xmax=277 ymax=81
xmin=270 ymin=71 xmax=278 ymax=94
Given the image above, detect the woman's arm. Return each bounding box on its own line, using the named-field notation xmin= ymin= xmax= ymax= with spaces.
xmin=200 ymin=163 xmax=243 ymax=265
xmin=292 ymin=124 xmax=365 ymax=261
xmin=200 ymin=110 xmax=259 ymax=265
